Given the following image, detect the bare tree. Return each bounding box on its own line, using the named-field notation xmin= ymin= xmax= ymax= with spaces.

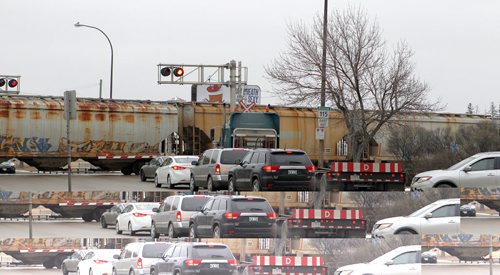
xmin=267 ymin=7 xmax=439 ymax=161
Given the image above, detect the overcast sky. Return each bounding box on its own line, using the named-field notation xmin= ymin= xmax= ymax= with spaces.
xmin=2 ymin=0 xmax=499 ymax=113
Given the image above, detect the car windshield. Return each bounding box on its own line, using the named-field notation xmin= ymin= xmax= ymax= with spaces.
xmin=220 ymin=150 xmax=249 ymax=164
xmin=135 ymin=203 xmax=159 ymax=210
xmin=174 ymin=157 xmax=198 ymax=164
xmin=181 ymin=197 xmax=212 ymax=211
xmin=1 ymin=161 xmax=12 ymax=165
xmin=407 ymin=203 xmax=437 ymax=217
xmin=192 ymin=245 xmax=234 ymax=260
xmin=231 ymin=199 xmax=273 ymax=213
xmin=142 ymin=243 xmax=172 ymax=258
xmin=446 ymin=156 xmax=476 ymax=170
xmin=270 ymin=152 xmax=311 ymax=166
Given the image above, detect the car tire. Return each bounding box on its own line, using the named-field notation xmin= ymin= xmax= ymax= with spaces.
xmin=213 ymin=224 xmax=222 ymax=238
xmin=140 ymin=170 xmax=147 ymax=182
xmin=207 ymin=177 xmax=214 ymax=191
xmin=112 ymin=268 xmax=118 ymax=275
xmin=167 ymin=175 xmax=174 ymax=189
xmin=150 ymin=270 xmax=157 ymax=275
xmin=168 ymin=223 xmax=177 ymax=238
xmin=190 ymin=176 xmax=199 ymax=192
xmin=128 ymin=222 xmax=136 ymax=236
xmin=82 ymin=213 xmax=94 ymax=222
xmin=89 ymin=268 xmax=93 ymax=275
xmin=252 ymin=178 xmax=261 ymax=192
xmin=76 ymin=268 xmax=80 ymax=275
xmin=155 ymin=175 xmax=162 ymax=188
xmin=116 ymin=221 xmax=122 ymax=234
xmin=189 ymin=223 xmax=197 ymax=238
xmin=101 ymin=217 xmax=107 ymax=229
xmin=228 ymin=176 xmax=235 ymax=192
xmin=129 ymin=269 xmax=136 ymax=275
xmin=62 ymin=265 xmax=69 ymax=275
xmin=151 ymin=222 xmax=160 ymax=238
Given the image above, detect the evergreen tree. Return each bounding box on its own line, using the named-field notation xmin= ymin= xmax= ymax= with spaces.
xmin=466 ymin=103 xmax=474 ymax=114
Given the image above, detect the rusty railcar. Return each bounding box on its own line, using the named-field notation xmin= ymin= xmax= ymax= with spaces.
xmin=0 ymin=95 xmax=178 ymax=173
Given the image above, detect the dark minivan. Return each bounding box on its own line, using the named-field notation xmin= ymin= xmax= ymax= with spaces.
xmin=149 ymin=242 xmax=237 ymax=275
xmin=189 ymin=195 xmax=277 ymax=238
xmin=227 ymin=148 xmax=316 ymax=191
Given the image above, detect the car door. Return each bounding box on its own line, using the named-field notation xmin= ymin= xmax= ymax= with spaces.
xmin=236 ymin=152 xmax=254 ymax=189
xmin=66 ymin=251 xmax=84 ymax=271
xmin=383 ymin=250 xmax=420 ymax=275
xmin=157 ymin=246 xmax=175 ymax=275
xmin=115 ymin=244 xmax=133 ymax=275
xmin=157 ymin=197 xmax=173 ymax=233
xmin=165 ymin=245 xmax=182 ymax=274
xmin=118 ymin=205 xmax=134 ymax=231
xmin=145 ymin=158 xmax=160 ymax=178
xmin=460 ymin=157 xmax=497 ymax=187
xmin=196 ymin=199 xmax=215 ymax=237
xmin=420 ymin=204 xmax=460 ymax=234
xmin=158 ymin=158 xmax=173 ymax=183
xmin=193 ymin=150 xmax=211 ymax=185
xmin=105 ymin=204 xmax=123 ymax=225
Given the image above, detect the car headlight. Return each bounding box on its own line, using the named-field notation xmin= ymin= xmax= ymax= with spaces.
xmin=374 ymin=223 xmax=393 ymax=230
xmin=414 ymin=176 xmax=432 ymax=183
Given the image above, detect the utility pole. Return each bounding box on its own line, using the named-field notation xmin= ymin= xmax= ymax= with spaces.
xmin=28 ymin=192 xmax=33 ymax=239
xmin=229 ymin=60 xmax=237 ymax=111
xmin=64 ymin=90 xmax=77 ymax=192
xmin=319 ymin=0 xmax=328 ymax=169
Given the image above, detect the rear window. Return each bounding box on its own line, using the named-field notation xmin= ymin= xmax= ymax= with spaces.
xmin=174 ymin=157 xmax=199 ymax=164
xmin=192 ymin=246 xmax=234 ymax=260
xmin=231 ymin=199 xmax=273 ymax=213
xmin=135 ymin=203 xmax=159 ymax=210
xmin=181 ymin=197 xmax=212 ymax=211
xmin=270 ymin=151 xmax=311 ymax=166
xmin=142 ymin=243 xmax=172 ymax=258
xmin=220 ymin=150 xmax=249 ymax=164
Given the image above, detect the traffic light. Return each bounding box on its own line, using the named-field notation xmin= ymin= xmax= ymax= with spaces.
xmin=160 ymin=67 xmax=171 ymax=77
xmin=0 ymin=79 xmax=5 ymax=87
xmin=173 ymin=67 xmax=184 ymax=77
xmin=160 ymin=67 xmax=184 ymax=77
xmin=0 ymin=75 xmax=21 ymax=94
xmin=8 ymin=79 xmax=18 ymax=88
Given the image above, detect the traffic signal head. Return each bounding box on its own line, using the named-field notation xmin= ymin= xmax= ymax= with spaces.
xmin=160 ymin=67 xmax=184 ymax=77
xmin=173 ymin=67 xmax=184 ymax=77
xmin=8 ymin=79 xmax=18 ymax=88
xmin=160 ymin=67 xmax=171 ymax=77
xmin=0 ymin=79 xmax=5 ymax=87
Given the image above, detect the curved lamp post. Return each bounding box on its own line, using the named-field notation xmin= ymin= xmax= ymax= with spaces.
xmin=74 ymin=22 xmax=114 ymax=99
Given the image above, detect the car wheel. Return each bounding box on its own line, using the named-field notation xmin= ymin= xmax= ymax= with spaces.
xmin=189 ymin=224 xmax=197 ymax=238
xmin=112 ymin=268 xmax=118 ymax=275
xmin=89 ymin=268 xmax=93 ymax=275
xmin=252 ymin=178 xmax=261 ymax=191
xmin=116 ymin=221 xmax=122 ymax=234
xmin=140 ymin=170 xmax=147 ymax=182
xmin=62 ymin=265 xmax=69 ymax=275
xmin=155 ymin=174 xmax=161 ymax=188
xmin=168 ymin=223 xmax=177 ymax=238
xmin=151 ymin=223 xmax=160 ymax=238
xmin=150 ymin=270 xmax=157 ymax=275
xmin=190 ymin=176 xmax=199 ymax=192
xmin=167 ymin=175 xmax=174 ymax=189
xmin=128 ymin=222 xmax=136 ymax=236
xmin=129 ymin=269 xmax=136 ymax=275
xmin=207 ymin=177 xmax=214 ymax=191
xmin=76 ymin=268 xmax=80 ymax=275
xmin=213 ymin=224 xmax=222 ymax=238
xmin=228 ymin=176 xmax=235 ymax=192
xmin=101 ymin=217 xmax=107 ymax=229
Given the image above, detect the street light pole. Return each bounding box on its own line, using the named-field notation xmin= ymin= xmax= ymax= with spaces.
xmin=74 ymin=22 xmax=114 ymax=99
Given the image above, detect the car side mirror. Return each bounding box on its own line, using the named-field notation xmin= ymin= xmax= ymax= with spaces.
xmin=191 ymin=160 xmax=199 ymax=166
xmin=385 ymin=260 xmax=394 ymax=266
xmin=463 ymin=166 xmax=472 ymax=172
xmin=152 ymin=207 xmax=159 ymax=213
xmin=424 ymin=213 xmax=433 ymax=219
xmin=113 ymin=254 xmax=120 ymax=259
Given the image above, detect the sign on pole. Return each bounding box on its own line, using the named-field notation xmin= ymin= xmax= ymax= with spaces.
xmin=64 ymin=90 xmax=77 ymax=120
xmin=316 ymin=128 xmax=325 ymax=140
xmin=317 ymin=106 xmax=330 ymax=128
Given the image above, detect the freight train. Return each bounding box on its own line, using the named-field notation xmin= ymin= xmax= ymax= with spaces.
xmin=0 ymin=95 xmax=492 ymax=174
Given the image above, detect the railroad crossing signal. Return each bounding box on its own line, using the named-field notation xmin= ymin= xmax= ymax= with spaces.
xmin=239 ymin=99 xmax=256 ymax=112
xmin=0 ymin=75 xmax=20 ymax=94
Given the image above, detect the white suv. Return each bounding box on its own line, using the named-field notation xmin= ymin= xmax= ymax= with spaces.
xmin=411 ymin=152 xmax=500 ymax=190
xmin=334 ymin=245 xmax=421 ymax=275
xmin=371 ymin=198 xmax=460 ymax=237
xmin=112 ymin=242 xmax=172 ymax=275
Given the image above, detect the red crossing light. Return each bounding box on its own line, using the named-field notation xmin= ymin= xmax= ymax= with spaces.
xmin=173 ymin=67 xmax=184 ymax=77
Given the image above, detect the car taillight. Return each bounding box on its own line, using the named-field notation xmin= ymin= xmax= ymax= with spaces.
xmin=137 ymin=257 xmax=143 ymax=269
xmin=263 ymin=165 xmax=280 ymax=172
xmin=306 ymin=165 xmax=316 ymax=172
xmin=176 ymin=211 xmax=182 ymax=222
xmin=224 ymin=212 xmax=241 ymax=220
xmin=215 ymin=164 xmax=221 ymax=175
xmin=93 ymin=259 xmax=108 ymax=264
xmin=133 ymin=212 xmax=147 ymax=217
xmin=184 ymin=259 xmax=202 ymax=266
xmin=267 ymin=212 xmax=277 ymax=219
xmin=227 ymin=259 xmax=238 ymax=266
xmin=172 ymin=165 xmax=186 ymax=170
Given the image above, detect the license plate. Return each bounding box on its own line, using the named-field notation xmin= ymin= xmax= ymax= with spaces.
xmin=272 ymin=268 xmax=282 ymax=274
xmin=210 ymin=264 xmax=219 ymax=268
xmin=350 ymin=174 xmax=360 ymax=181
xmin=311 ymin=222 xmax=321 ymax=228
xmin=249 ymin=217 xmax=259 ymax=222
xmin=288 ymin=170 xmax=297 ymax=175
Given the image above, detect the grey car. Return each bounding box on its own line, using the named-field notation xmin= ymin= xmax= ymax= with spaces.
xmin=112 ymin=242 xmax=172 ymax=275
xmin=61 ymin=250 xmax=89 ymax=275
xmin=139 ymin=156 xmax=167 ymax=182
xmin=189 ymin=148 xmax=250 ymax=192
xmin=151 ymin=194 xmax=212 ymax=238
xmin=100 ymin=203 xmax=129 ymax=229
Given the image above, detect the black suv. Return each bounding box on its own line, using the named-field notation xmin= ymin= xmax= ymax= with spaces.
xmin=149 ymin=242 xmax=237 ymax=275
xmin=189 ymin=195 xmax=277 ymax=238
xmin=227 ymin=148 xmax=316 ymax=191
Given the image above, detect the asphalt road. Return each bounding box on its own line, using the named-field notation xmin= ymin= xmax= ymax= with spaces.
xmin=0 ymin=171 xmax=186 ymax=192
xmin=0 ymin=219 xmax=154 ymax=239
xmin=0 ymin=267 xmax=61 ymax=275
xmin=461 ymin=216 xmax=500 ymax=235
xmin=422 ymin=263 xmax=500 ymax=274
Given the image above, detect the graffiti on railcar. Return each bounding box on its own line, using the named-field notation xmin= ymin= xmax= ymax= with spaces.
xmin=0 ymin=135 xmax=52 ymax=153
